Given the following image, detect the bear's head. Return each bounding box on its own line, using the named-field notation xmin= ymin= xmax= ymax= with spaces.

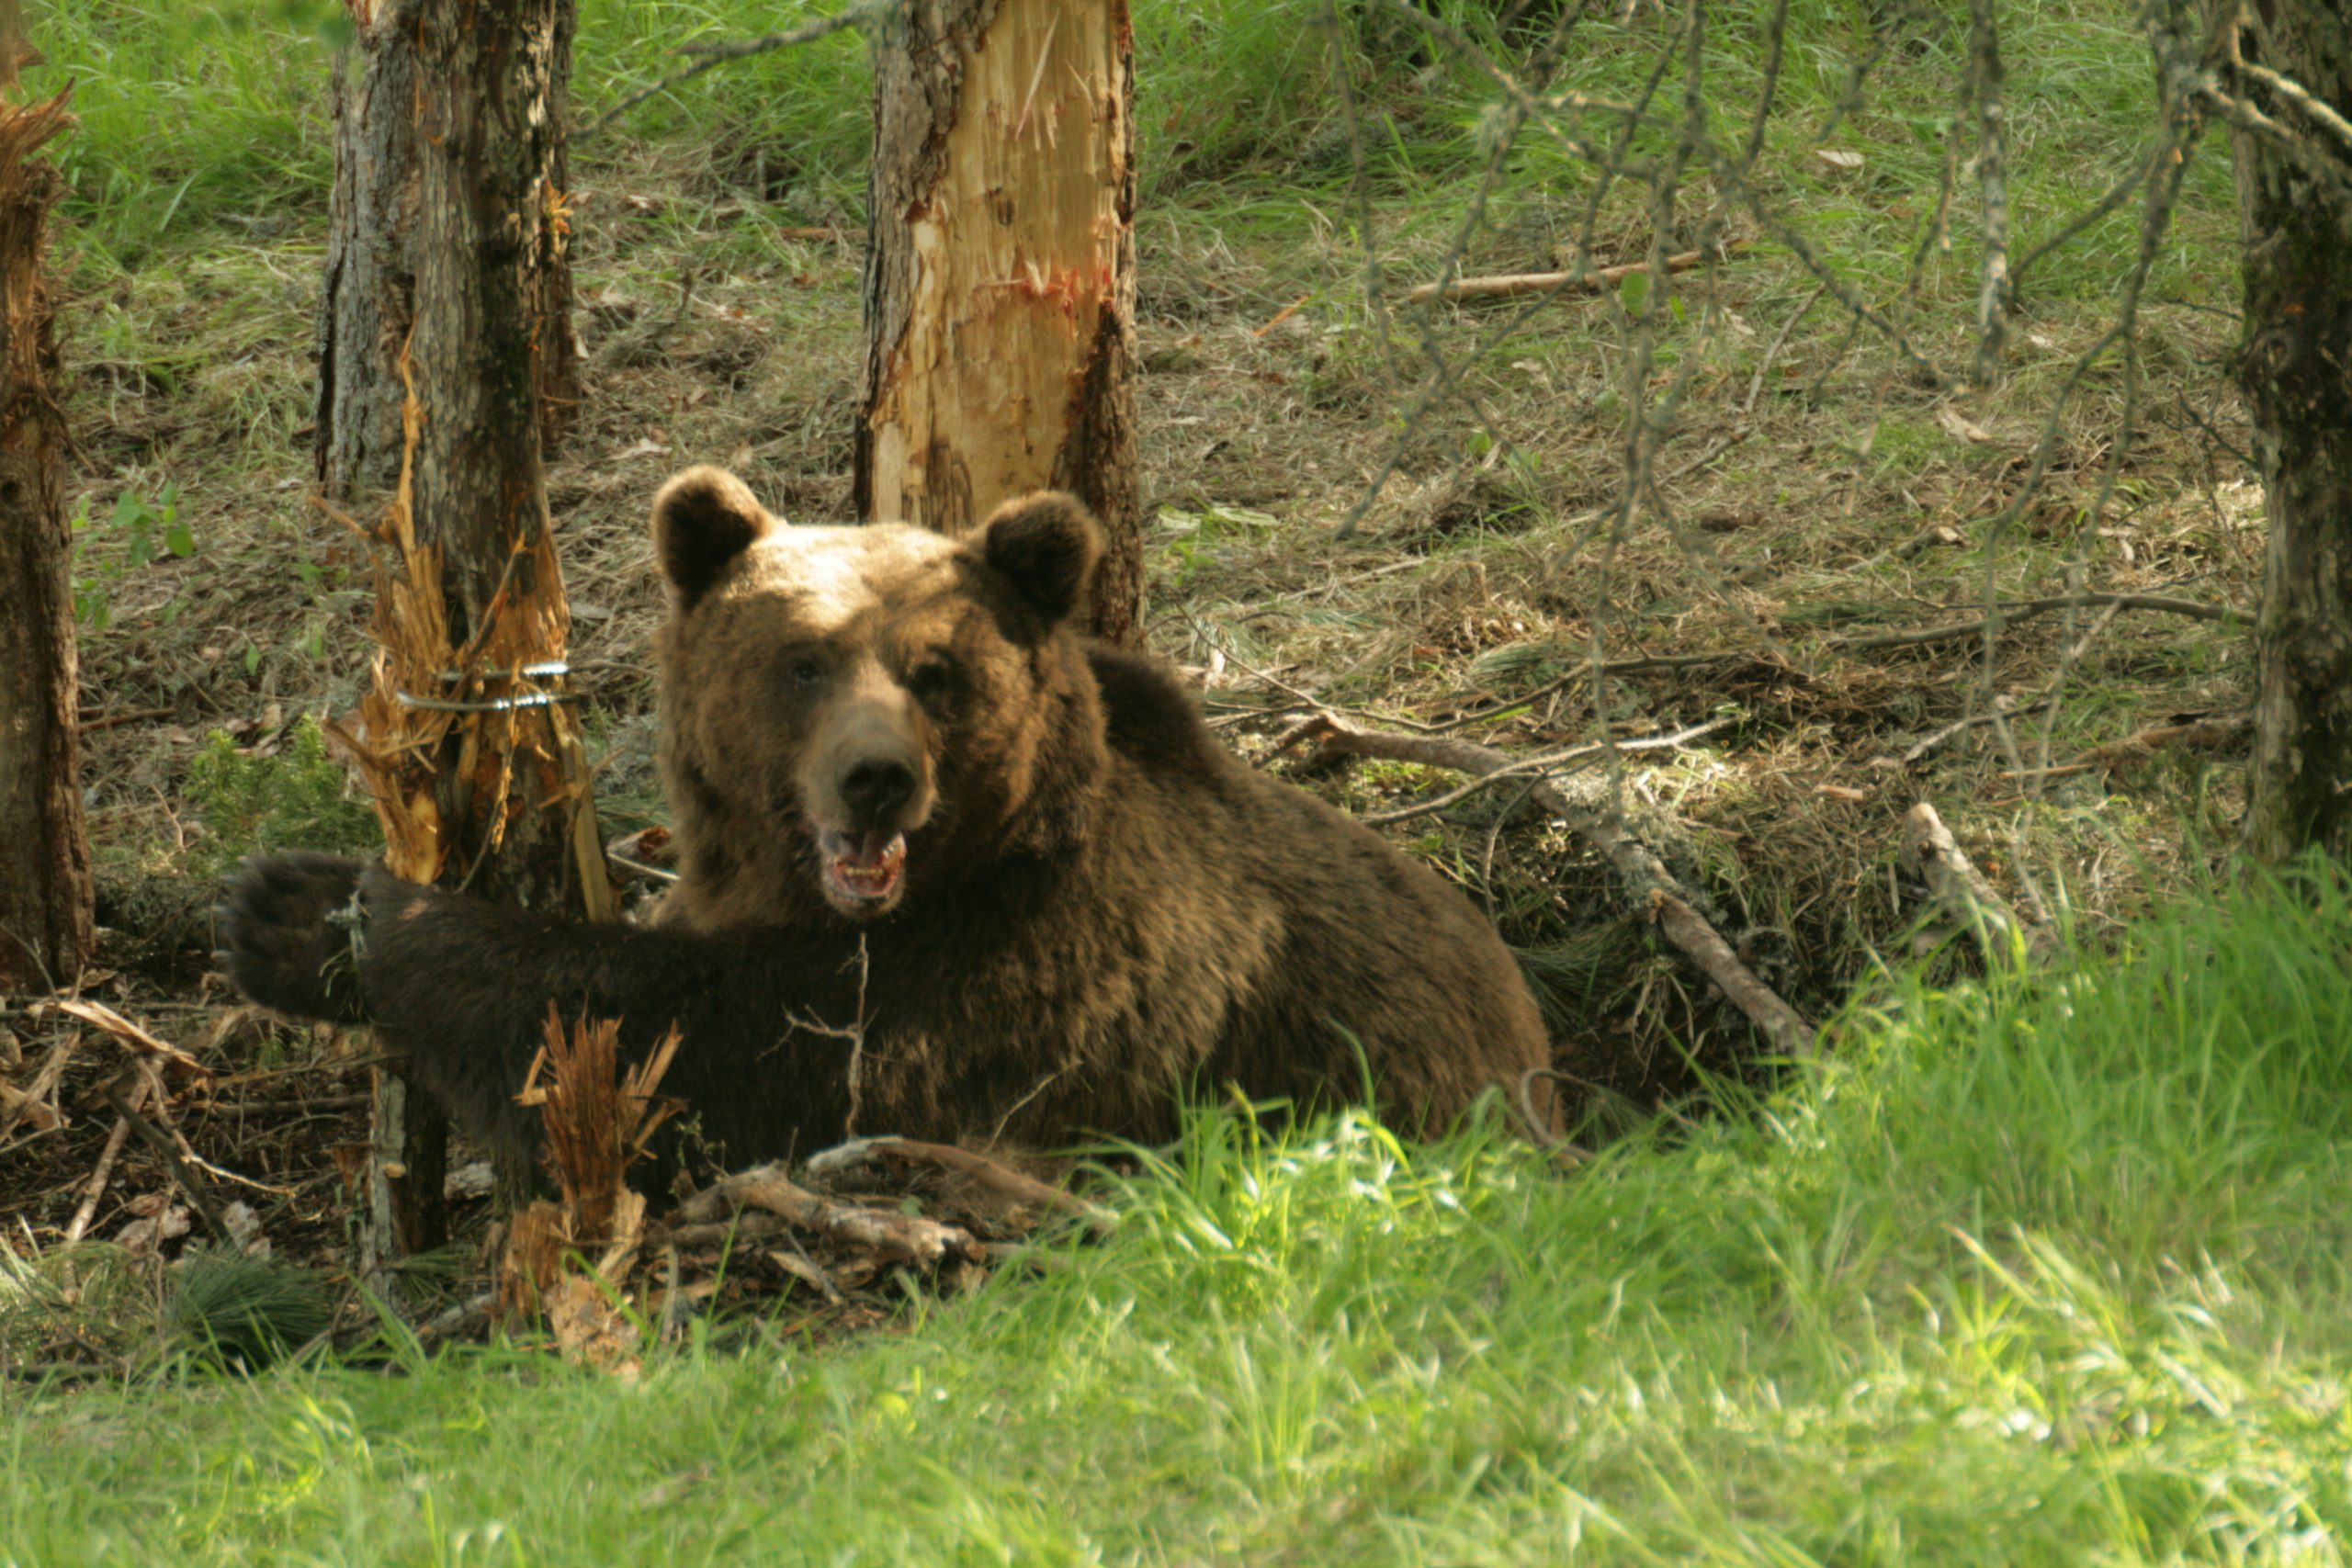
xmin=650 ymin=467 xmax=1103 ymax=921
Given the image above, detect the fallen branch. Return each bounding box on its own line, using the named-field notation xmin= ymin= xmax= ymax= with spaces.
xmin=1823 ymin=591 xmax=2248 ymax=657
xmin=0 ymin=1031 xmax=77 ymax=1137
xmin=52 ymin=999 xmax=210 ymax=1082
xmin=1291 ymin=714 xmax=1815 ymax=1055
xmin=1356 ymin=718 xmax=1735 ymax=826
xmin=1900 ymin=801 xmax=2057 ymax=963
xmin=804 ymin=1136 xmax=1115 ymax=1235
xmin=1999 ymin=713 xmax=2250 ymax=780
xmin=103 ymin=1078 xmax=242 ymax=1248
xmin=1407 ymin=248 xmax=1705 ymax=306
xmin=1648 ymin=891 xmax=1816 ymax=1056
xmin=671 ymin=1160 xmax=975 ymax=1267
xmin=64 ymin=1082 xmax=141 ymax=1244
xmin=74 ymin=706 xmax=174 ymax=734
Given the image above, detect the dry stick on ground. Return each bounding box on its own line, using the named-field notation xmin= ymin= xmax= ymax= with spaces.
xmin=1999 ymin=713 xmax=2251 ymax=781
xmin=51 ymin=999 xmax=210 ymax=1083
xmin=1742 ymin=280 xmax=1831 ymax=418
xmin=1900 ymin=801 xmax=2058 ymax=963
xmin=1442 ymin=591 xmax=2241 ymax=737
xmin=101 ymin=1078 xmax=242 ymax=1248
xmin=670 ymin=1161 xmax=975 ymax=1268
xmin=1405 ymin=247 xmax=1705 ymax=306
xmin=63 ymin=1072 xmax=148 ymax=1244
xmin=0 ymin=1030 xmax=77 ymax=1138
xmin=1354 ymin=717 xmax=1736 ymax=827
xmin=804 ymin=1136 xmax=1116 ymax=1235
xmin=1648 ymin=891 xmax=1816 ymax=1057
xmin=1285 ymin=713 xmax=1816 ymax=1054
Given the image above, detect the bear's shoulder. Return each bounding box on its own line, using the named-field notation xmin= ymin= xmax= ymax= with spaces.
xmin=1085 ymin=642 xmax=1237 ymax=783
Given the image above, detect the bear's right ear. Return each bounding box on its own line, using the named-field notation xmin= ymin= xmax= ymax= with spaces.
xmin=978 ymin=491 xmax=1101 ymax=627
xmin=653 ymin=467 xmax=775 ymax=606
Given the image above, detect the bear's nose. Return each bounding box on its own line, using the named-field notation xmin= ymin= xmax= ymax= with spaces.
xmin=840 ymin=756 xmax=918 ymax=821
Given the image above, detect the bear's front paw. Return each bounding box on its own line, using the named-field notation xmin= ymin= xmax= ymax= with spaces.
xmin=214 ymin=852 xmax=373 ymax=1023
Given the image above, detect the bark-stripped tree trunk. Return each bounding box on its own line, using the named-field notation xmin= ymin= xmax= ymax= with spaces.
xmin=0 ymin=94 xmax=86 ymax=997
xmin=333 ymin=0 xmax=615 ymax=1292
xmin=854 ymin=0 xmax=1143 ymax=646
xmin=316 ymin=0 xmax=578 ymax=502
xmin=2231 ymin=2 xmax=2352 ymax=863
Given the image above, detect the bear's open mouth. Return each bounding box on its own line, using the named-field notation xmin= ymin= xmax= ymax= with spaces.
xmin=818 ymin=827 xmax=907 ymax=905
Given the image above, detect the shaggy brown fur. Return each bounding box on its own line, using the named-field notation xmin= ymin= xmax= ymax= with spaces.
xmin=219 ymin=470 xmax=1554 ymax=1172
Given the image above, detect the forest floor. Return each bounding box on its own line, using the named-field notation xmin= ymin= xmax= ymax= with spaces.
xmin=2 ymin=0 xmax=2286 ymax=1483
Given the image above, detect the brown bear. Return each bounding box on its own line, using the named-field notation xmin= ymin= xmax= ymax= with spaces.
xmin=219 ymin=469 xmax=1554 ymax=1171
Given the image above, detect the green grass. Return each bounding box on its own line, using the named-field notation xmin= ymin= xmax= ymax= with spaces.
xmin=12 ymin=870 xmax=2352 ymax=1563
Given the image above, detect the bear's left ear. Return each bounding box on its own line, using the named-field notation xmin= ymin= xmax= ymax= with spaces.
xmin=652 ymin=466 xmax=775 ymax=607
xmin=978 ymin=491 xmax=1101 ymax=627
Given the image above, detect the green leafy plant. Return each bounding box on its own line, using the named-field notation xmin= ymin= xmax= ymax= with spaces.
xmin=185 ymin=716 xmax=379 ymax=873
xmin=72 ymin=482 xmax=193 ymax=630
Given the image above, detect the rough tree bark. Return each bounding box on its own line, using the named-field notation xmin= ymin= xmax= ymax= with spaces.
xmin=314 ymin=0 xmax=419 ymax=501
xmin=331 ymin=0 xmax=614 ymax=1289
xmin=854 ymin=0 xmax=1143 ymax=646
xmin=2230 ymin=1 xmax=2352 ymax=863
xmin=315 ymin=0 xmax=579 ymax=502
xmin=0 ymin=94 xmax=85 ymax=996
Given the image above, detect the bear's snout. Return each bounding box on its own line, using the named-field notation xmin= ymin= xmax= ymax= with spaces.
xmin=838 ymin=751 xmax=919 ymax=826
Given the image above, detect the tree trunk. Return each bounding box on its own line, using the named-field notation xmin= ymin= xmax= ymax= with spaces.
xmin=314 ymin=0 xmax=419 ymax=502
xmin=315 ymin=0 xmax=578 ymax=502
xmin=0 ymin=95 xmax=85 ymax=997
xmin=334 ymin=0 xmax=615 ymax=1286
xmin=854 ymin=0 xmax=1143 ymax=646
xmin=2232 ymin=2 xmax=2352 ymax=863
xmin=534 ymin=0 xmax=582 ymax=446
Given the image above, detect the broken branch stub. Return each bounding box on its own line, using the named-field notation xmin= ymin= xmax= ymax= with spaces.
xmin=1900 ymin=801 xmax=2058 ymax=964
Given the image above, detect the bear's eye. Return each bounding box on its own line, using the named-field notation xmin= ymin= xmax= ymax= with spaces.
xmin=787 ymin=656 xmax=826 ymax=689
xmin=908 ymin=658 xmax=954 ymax=698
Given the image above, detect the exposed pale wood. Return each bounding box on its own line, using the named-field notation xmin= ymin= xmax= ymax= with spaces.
xmin=854 ymin=0 xmax=1142 ymax=644
xmin=52 ymin=998 xmax=211 ymax=1080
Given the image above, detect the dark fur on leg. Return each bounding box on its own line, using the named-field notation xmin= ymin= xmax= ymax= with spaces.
xmin=220 ymin=855 xmax=863 ymax=1173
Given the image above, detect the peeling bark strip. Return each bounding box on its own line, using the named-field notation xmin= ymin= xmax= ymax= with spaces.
xmin=315 ymin=0 xmax=578 ymax=501
xmin=0 ymin=93 xmax=89 ymax=995
xmin=854 ymin=0 xmax=1143 ymax=645
xmin=2232 ymin=6 xmax=2352 ymax=863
